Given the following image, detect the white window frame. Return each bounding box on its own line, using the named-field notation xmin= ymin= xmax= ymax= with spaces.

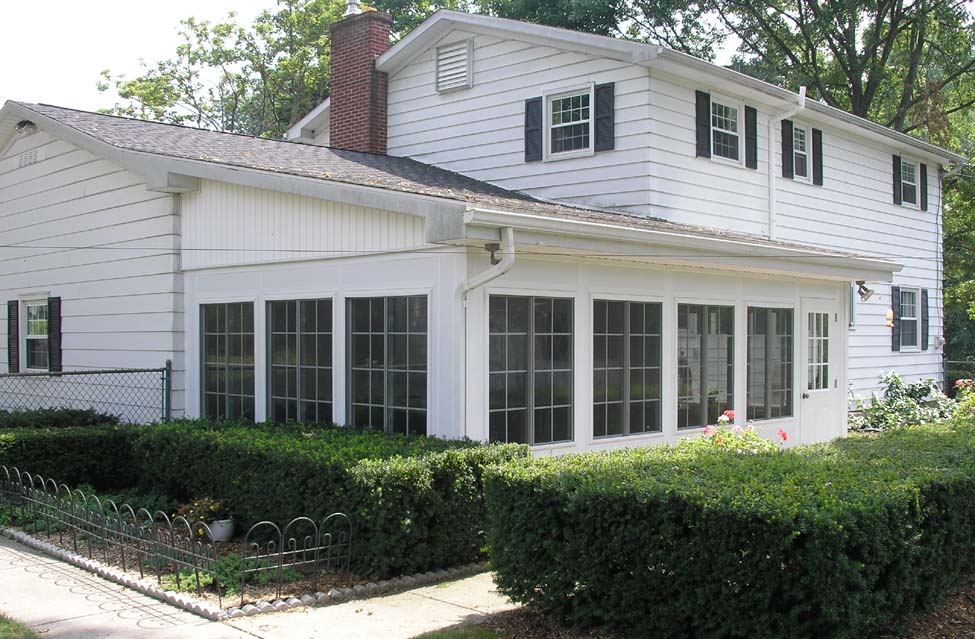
xmin=709 ymin=94 xmax=744 ymax=166
xmin=792 ymin=124 xmax=810 ymax=182
xmin=543 ymin=83 xmax=595 ymax=162
xmin=23 ymin=300 xmax=49 ymax=372
xmin=899 ymin=287 xmax=921 ymax=352
xmin=434 ymin=39 xmax=473 ymax=94
xmin=900 ymin=159 xmax=919 ymax=209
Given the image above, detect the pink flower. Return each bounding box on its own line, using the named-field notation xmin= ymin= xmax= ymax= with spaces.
xmin=717 ymin=414 xmax=730 ymax=425
xmin=746 ymin=424 xmax=756 ymax=432
xmin=732 ymin=425 xmax=743 ymax=435
xmin=956 ymin=379 xmax=965 ymax=387
xmin=703 ymin=425 xmax=716 ymax=436
xmin=777 ymin=429 xmax=789 ymax=442
xmin=722 ymin=409 xmax=736 ymax=421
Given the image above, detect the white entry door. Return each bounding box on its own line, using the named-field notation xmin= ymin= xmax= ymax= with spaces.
xmin=799 ymin=298 xmax=839 ymax=443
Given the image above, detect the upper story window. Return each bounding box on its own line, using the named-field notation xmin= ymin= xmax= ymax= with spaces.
xmin=710 ymin=100 xmax=740 ymax=162
xmin=901 ymin=160 xmax=918 ymax=206
xmin=24 ymin=301 xmax=49 ymax=370
xmin=435 ymin=40 xmax=472 ymax=93
xmin=793 ymin=126 xmax=809 ymax=180
xmin=549 ymin=91 xmax=592 ymax=156
xmin=899 ymin=288 xmax=920 ymax=349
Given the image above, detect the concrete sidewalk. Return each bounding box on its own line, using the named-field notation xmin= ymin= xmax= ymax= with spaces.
xmin=0 ymin=536 xmax=517 ymax=638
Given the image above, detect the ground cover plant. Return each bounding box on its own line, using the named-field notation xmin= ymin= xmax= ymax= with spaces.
xmin=850 ymin=371 xmax=955 ymax=431
xmin=485 ymin=397 xmax=975 ymax=639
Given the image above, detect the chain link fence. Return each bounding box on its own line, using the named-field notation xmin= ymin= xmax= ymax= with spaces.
xmin=0 ymin=361 xmax=172 ymax=424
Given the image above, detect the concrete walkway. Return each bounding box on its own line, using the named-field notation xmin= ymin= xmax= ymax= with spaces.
xmin=0 ymin=536 xmax=517 ymax=638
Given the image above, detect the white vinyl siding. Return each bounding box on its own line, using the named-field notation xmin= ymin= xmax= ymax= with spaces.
xmin=436 ymin=40 xmax=473 ymax=93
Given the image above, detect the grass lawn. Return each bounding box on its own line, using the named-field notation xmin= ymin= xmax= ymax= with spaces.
xmin=0 ymin=613 xmax=38 ymax=639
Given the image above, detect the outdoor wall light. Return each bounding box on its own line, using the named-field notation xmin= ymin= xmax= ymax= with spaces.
xmin=484 ymin=242 xmax=502 ymax=265
xmin=856 ymin=281 xmax=875 ymax=302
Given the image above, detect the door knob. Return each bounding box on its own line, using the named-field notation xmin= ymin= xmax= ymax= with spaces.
xmin=802 ymin=392 xmax=810 ymax=399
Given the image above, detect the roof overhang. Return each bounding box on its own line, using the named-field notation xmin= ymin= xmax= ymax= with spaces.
xmin=375 ymin=10 xmax=966 ymax=168
xmin=431 ymin=206 xmax=901 ymax=283
xmin=285 ymin=98 xmax=329 ymax=142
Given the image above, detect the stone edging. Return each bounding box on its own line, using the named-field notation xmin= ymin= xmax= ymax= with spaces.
xmin=2 ymin=526 xmax=489 ymax=621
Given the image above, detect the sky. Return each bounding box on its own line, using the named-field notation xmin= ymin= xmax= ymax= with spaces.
xmin=0 ymin=0 xmax=274 ymax=111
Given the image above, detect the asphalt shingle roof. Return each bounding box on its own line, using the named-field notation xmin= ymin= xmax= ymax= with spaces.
xmin=14 ymin=101 xmax=874 ymax=258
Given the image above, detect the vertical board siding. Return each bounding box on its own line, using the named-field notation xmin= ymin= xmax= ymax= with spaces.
xmin=0 ymin=132 xmax=185 ymax=415
xmin=179 ymin=180 xmax=427 ymax=270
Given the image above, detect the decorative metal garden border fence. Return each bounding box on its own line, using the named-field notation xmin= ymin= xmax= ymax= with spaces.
xmin=0 ymin=466 xmax=352 ymax=608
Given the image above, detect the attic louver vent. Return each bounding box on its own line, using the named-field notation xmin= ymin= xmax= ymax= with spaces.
xmin=436 ymin=40 xmax=473 ymax=93
xmin=18 ymin=149 xmax=39 ymax=168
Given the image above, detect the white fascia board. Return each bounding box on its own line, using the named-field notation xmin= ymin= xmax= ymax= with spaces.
xmin=449 ymin=207 xmax=900 ymax=283
xmin=376 ymin=10 xmax=659 ymax=75
xmin=652 ymin=50 xmax=967 ymax=167
xmin=4 ymin=101 xmax=465 ymax=220
xmin=285 ymin=98 xmax=330 ymax=141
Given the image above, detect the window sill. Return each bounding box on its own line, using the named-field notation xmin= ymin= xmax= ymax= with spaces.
xmin=543 ymin=148 xmax=595 ymax=162
xmin=708 ymin=155 xmax=743 ymax=168
xmin=591 ymin=431 xmax=665 ymax=444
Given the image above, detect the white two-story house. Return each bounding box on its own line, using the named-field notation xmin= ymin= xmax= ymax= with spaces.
xmin=0 ymin=7 xmax=965 ymax=450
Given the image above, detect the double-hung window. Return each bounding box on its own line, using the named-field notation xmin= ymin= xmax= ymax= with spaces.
xmin=747 ymin=307 xmax=794 ymax=421
xmin=899 ymin=288 xmax=920 ymax=349
xmin=593 ymin=300 xmax=662 ymax=437
xmin=710 ymin=100 xmax=740 ymax=162
xmin=548 ymin=90 xmax=592 ymax=156
xmin=267 ymin=299 xmax=333 ymax=424
xmin=348 ymin=296 xmax=428 ymax=435
xmin=489 ymin=295 xmax=573 ymax=445
xmin=201 ymin=302 xmax=255 ymax=420
xmin=901 ymin=160 xmax=918 ymax=206
xmin=24 ymin=302 xmax=49 ymax=370
xmin=793 ymin=126 xmax=809 ymax=180
xmin=678 ymin=304 xmax=734 ymax=429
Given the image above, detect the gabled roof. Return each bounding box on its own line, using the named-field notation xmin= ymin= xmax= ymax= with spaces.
xmin=0 ymin=100 xmax=900 ymax=282
xmin=374 ymin=10 xmax=966 ymax=166
xmin=285 ymin=97 xmax=329 ymax=142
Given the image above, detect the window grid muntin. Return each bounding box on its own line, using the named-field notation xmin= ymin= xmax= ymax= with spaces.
xmin=593 ymin=300 xmax=662 ymax=438
xmin=550 ymin=93 xmax=591 ymax=155
xmin=747 ymin=307 xmax=794 ymax=421
xmin=267 ymin=299 xmax=333 ymax=424
xmin=900 ymin=289 xmax=919 ymax=349
xmin=793 ymin=127 xmax=809 ymax=178
xmin=901 ymin=161 xmax=918 ymax=205
xmin=24 ymin=302 xmax=49 ymax=370
xmin=202 ymin=302 xmax=255 ymax=420
xmin=678 ymin=304 xmax=734 ymax=429
xmin=711 ymin=101 xmax=740 ymax=161
xmin=489 ymin=295 xmax=573 ymax=445
xmin=347 ymin=296 xmax=427 ymax=435
xmin=806 ymin=312 xmax=830 ymax=391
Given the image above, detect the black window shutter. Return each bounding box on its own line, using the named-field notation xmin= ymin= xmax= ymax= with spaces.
xmin=892 ymin=155 xmax=902 ymax=204
xmin=47 ymin=297 xmax=62 ymax=373
xmin=812 ymin=128 xmax=824 ymax=186
xmin=594 ymin=82 xmax=615 ymax=152
xmin=744 ymin=106 xmax=758 ymax=169
xmin=891 ymin=285 xmax=901 ymax=352
xmin=524 ymin=97 xmax=543 ymax=162
xmin=920 ymin=163 xmax=928 ymax=211
xmin=7 ymin=301 xmax=18 ymax=374
xmin=921 ymin=288 xmax=929 ymax=351
xmin=695 ymin=90 xmax=711 ymax=158
xmin=781 ymin=119 xmax=794 ymax=178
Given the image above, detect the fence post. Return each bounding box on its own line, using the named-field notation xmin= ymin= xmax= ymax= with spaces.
xmin=163 ymin=359 xmax=173 ymax=422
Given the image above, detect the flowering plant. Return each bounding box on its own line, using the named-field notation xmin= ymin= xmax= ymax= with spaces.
xmin=688 ymin=412 xmax=785 ymax=454
xmin=955 ymin=378 xmax=974 ymax=396
xmin=176 ymin=497 xmax=232 ymax=524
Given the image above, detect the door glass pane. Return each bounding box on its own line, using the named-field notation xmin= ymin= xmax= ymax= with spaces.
xmin=807 ymin=312 xmax=829 ymax=391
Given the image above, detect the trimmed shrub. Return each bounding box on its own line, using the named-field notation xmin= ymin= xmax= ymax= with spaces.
xmin=0 ymin=426 xmax=138 ymax=488
xmin=0 ymin=408 xmax=119 ymax=429
xmin=133 ymin=421 xmax=529 ymax=577
xmin=485 ymin=417 xmax=975 ymax=638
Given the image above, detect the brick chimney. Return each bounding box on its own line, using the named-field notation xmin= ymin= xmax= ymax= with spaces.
xmin=329 ymin=9 xmax=392 ymax=154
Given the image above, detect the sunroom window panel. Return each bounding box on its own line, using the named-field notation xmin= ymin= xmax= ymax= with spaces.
xmin=747 ymin=307 xmax=794 ymax=421
xmin=679 ymin=304 xmax=733 ymax=429
xmin=267 ymin=299 xmax=333 ymax=424
xmin=490 ymin=295 xmax=573 ymax=445
xmin=202 ymin=302 xmax=255 ymax=421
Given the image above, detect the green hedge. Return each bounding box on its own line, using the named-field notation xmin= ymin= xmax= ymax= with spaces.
xmin=485 ymin=418 xmax=975 ymax=638
xmin=0 ymin=426 xmax=138 ymax=488
xmin=133 ymin=421 xmax=529 ymax=577
xmin=0 ymin=408 xmax=120 ymax=429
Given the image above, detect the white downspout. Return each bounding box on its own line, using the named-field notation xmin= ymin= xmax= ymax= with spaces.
xmin=767 ymin=86 xmax=806 ymax=241
xmin=459 ymin=226 xmax=516 ymax=440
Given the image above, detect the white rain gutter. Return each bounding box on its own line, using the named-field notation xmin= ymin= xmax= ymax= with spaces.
xmin=768 ymin=86 xmax=806 ymax=241
xmin=457 ymin=226 xmax=515 ymax=303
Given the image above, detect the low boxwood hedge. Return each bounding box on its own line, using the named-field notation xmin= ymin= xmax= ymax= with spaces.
xmin=485 ymin=416 xmax=975 ymax=638
xmin=0 ymin=426 xmax=138 ymax=488
xmin=0 ymin=408 xmax=119 ymax=429
xmin=133 ymin=421 xmax=529 ymax=577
